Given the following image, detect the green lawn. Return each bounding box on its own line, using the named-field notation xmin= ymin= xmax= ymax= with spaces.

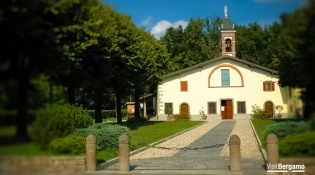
xmin=0 ymin=121 xmax=203 ymax=163
xmin=97 ymin=121 xmax=203 ymax=162
xmin=251 ymin=119 xmax=274 ymax=148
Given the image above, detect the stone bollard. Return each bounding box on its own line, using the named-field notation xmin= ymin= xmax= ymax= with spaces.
xmin=119 ymin=133 xmax=130 ymax=172
xmin=266 ymin=134 xmax=279 ymax=164
xmin=86 ymin=134 xmax=96 ymax=171
xmin=229 ymin=134 xmax=241 ymax=172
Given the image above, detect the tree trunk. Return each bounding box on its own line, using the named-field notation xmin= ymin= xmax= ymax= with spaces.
xmin=68 ymin=86 xmax=75 ymax=105
xmin=134 ymin=88 xmax=140 ymax=119
xmin=94 ymin=90 xmax=102 ymax=123
xmin=115 ymin=92 xmax=122 ymax=124
xmin=16 ymin=72 xmax=30 ymax=140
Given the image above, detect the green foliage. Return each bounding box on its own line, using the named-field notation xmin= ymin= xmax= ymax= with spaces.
xmin=30 ymin=104 xmax=92 ymax=149
xmin=72 ymin=123 xmax=132 ymax=150
xmin=279 ymin=131 xmax=315 ymax=157
xmin=251 ymin=104 xmax=272 ymax=119
xmin=161 ymin=16 xmax=222 ymax=71
xmin=263 ymin=121 xmax=310 ymax=141
xmin=236 ymin=23 xmax=276 ymax=68
xmin=48 ymin=135 xmax=86 ymax=155
xmin=30 ymin=74 xmax=66 ymax=109
xmin=71 ymin=106 xmax=93 ymax=129
xmin=276 ymin=0 xmax=315 ymax=118
xmin=173 ymin=114 xmax=190 ymax=121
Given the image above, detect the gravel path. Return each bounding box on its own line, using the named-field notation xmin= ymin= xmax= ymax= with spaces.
xmin=130 ymin=120 xmax=222 ymax=160
xmin=219 ymin=119 xmax=262 ymax=159
xmin=106 ymin=119 xmax=265 ymax=171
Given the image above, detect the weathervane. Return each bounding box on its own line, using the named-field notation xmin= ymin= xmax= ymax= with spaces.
xmin=224 ymin=5 xmax=228 ymax=18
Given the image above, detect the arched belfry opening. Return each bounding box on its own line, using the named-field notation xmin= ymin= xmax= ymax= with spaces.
xmin=225 ymin=38 xmax=232 ymax=52
xmin=220 ymin=6 xmax=236 ymax=57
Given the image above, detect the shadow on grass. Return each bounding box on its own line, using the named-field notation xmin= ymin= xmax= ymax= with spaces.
xmin=122 ymin=121 xmax=164 ymax=130
xmin=106 ymin=120 xmax=164 ymax=130
xmin=0 ymin=135 xmax=31 ymax=146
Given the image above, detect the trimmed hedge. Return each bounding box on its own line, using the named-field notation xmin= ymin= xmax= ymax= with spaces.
xmin=87 ymin=109 xmax=127 ymax=119
xmin=279 ymin=130 xmax=315 ymax=157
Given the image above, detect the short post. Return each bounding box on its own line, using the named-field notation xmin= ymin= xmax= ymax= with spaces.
xmin=86 ymin=134 xmax=96 ymax=171
xmin=229 ymin=134 xmax=241 ymax=172
xmin=119 ymin=133 xmax=130 ymax=172
xmin=266 ymin=134 xmax=279 ymax=164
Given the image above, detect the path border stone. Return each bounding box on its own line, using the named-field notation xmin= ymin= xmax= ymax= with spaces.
xmin=249 ymin=119 xmax=267 ymax=163
xmin=97 ymin=121 xmax=207 ymax=170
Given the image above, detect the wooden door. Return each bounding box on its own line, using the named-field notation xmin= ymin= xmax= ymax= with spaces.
xmin=180 ymin=103 xmax=189 ymax=117
xmin=226 ymin=100 xmax=233 ymax=119
xmin=221 ymin=100 xmax=233 ymax=119
xmin=265 ymin=102 xmax=274 ymax=117
xmin=221 ymin=100 xmax=227 ymax=119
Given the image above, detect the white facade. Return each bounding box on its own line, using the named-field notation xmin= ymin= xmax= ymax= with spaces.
xmin=156 ymin=56 xmax=294 ymax=120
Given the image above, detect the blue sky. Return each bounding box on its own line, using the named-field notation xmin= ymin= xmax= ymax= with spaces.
xmin=103 ymin=0 xmax=307 ymax=38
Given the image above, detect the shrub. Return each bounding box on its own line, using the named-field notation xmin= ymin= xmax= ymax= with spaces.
xmin=173 ymin=114 xmax=190 ymax=121
xmin=72 ymin=123 xmax=133 ymax=150
xmin=30 ymin=104 xmax=92 ymax=149
xmin=263 ymin=121 xmax=310 ymax=141
xmin=251 ymin=104 xmax=272 ymax=119
xmin=72 ymin=106 xmax=93 ymax=128
xmin=279 ymin=131 xmax=315 ymax=157
xmin=48 ymin=135 xmax=86 ymax=155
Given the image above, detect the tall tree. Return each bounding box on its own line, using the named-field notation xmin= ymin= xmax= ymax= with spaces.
xmin=0 ymin=0 xmax=80 ymax=139
xmin=128 ymin=28 xmax=170 ymax=119
xmin=161 ymin=16 xmax=222 ymax=71
xmin=277 ymin=0 xmax=315 ymax=118
xmin=235 ymin=23 xmax=275 ymax=68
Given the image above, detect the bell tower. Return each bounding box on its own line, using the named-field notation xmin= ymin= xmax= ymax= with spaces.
xmin=220 ymin=6 xmax=236 ymax=57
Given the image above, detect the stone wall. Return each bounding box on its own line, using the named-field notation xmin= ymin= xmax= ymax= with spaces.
xmin=0 ymin=156 xmax=86 ymax=173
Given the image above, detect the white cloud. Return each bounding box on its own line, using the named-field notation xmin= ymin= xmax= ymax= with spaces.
xmin=150 ymin=20 xmax=188 ymax=39
xmin=141 ymin=16 xmax=153 ymax=27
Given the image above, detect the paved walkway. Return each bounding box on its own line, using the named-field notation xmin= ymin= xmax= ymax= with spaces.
xmin=103 ymin=120 xmax=268 ymax=174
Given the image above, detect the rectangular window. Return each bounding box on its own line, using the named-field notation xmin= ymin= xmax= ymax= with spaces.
xmin=263 ymin=81 xmax=275 ymax=91
xmin=165 ymin=103 xmax=173 ymax=115
xmin=237 ymin=102 xmax=246 ymax=113
xmin=208 ymin=102 xmax=216 ymax=114
xmin=180 ymin=81 xmax=188 ymax=91
xmin=221 ymin=69 xmax=230 ymax=86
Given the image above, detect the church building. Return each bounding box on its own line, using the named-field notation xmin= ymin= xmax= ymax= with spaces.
xmin=156 ymin=6 xmax=303 ymax=120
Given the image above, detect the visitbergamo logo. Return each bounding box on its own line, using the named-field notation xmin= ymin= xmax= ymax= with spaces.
xmin=267 ymin=163 xmax=305 ymax=173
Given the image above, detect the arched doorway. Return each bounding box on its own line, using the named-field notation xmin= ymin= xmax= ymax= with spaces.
xmin=264 ymin=101 xmax=274 ymax=117
xmin=180 ymin=103 xmax=189 ymax=118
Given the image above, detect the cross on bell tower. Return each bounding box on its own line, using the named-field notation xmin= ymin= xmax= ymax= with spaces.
xmin=220 ymin=6 xmax=236 ymax=57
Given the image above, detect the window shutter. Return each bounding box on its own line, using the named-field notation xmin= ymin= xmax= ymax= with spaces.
xmin=263 ymin=82 xmax=266 ymax=91
xmin=272 ymin=82 xmax=275 ymax=91
xmin=180 ymin=81 xmax=188 ymax=91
